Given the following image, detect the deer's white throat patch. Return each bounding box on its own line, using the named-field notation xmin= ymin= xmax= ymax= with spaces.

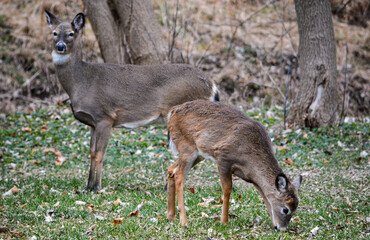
xmin=52 ymin=51 xmax=70 ymax=65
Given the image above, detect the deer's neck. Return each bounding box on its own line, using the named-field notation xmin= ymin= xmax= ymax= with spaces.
xmin=53 ymin=50 xmax=83 ymax=97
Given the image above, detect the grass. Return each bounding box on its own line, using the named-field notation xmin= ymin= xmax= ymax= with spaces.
xmin=0 ymin=106 xmax=369 ymax=239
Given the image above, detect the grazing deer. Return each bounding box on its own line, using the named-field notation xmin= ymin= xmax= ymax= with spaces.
xmin=45 ymin=11 xmax=219 ymax=191
xmin=166 ymin=100 xmax=302 ymax=231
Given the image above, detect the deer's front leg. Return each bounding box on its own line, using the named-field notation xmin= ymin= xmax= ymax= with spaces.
xmin=86 ymin=127 xmax=97 ymax=191
xmin=93 ymin=120 xmax=112 ymax=192
xmin=167 ymin=162 xmax=178 ymax=221
xmin=218 ymin=167 xmax=232 ymax=224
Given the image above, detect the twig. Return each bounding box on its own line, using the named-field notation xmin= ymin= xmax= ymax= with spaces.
xmin=259 ymin=61 xmax=285 ymax=99
xmin=168 ymin=0 xmax=180 ymax=62
xmin=339 ymin=42 xmax=349 ymax=126
xmin=284 ymin=67 xmax=291 ymax=130
xmin=195 ymin=43 xmax=212 ymax=68
xmin=227 ymin=0 xmax=276 ymax=59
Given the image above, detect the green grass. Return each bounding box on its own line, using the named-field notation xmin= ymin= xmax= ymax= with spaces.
xmin=0 ymin=106 xmax=369 ymax=239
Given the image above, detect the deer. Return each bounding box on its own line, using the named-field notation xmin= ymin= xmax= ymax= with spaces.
xmin=44 ymin=11 xmax=219 ymax=192
xmin=166 ymin=100 xmax=302 ymax=231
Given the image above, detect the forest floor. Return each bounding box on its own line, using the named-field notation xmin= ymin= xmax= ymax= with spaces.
xmin=0 ymin=106 xmax=369 ymax=239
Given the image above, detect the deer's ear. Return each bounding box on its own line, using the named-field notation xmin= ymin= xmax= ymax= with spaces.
xmin=45 ymin=10 xmax=61 ymax=29
xmin=292 ymin=175 xmax=302 ymax=191
xmin=71 ymin=13 xmax=85 ymax=32
xmin=275 ymin=174 xmax=287 ymax=192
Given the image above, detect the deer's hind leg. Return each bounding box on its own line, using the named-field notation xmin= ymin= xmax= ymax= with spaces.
xmin=218 ymin=165 xmax=233 ymax=224
xmin=167 ymin=162 xmax=178 ymax=222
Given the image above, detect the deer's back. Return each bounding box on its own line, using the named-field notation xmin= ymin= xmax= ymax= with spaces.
xmin=168 ymin=100 xmax=275 ymax=161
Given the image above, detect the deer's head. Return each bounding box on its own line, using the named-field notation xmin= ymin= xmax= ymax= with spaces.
xmin=45 ymin=10 xmax=85 ymax=64
xmin=265 ymin=174 xmax=302 ymax=231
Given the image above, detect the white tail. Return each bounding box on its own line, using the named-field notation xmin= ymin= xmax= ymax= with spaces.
xmin=45 ymin=11 xmax=219 ymax=191
xmin=166 ymin=100 xmax=302 ymax=231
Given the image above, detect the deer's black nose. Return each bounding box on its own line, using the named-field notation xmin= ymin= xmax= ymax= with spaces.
xmin=56 ymin=42 xmax=66 ymax=53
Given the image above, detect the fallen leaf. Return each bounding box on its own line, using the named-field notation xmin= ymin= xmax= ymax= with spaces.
xmin=123 ymin=168 xmax=135 ymax=173
xmin=113 ymin=198 xmax=123 ymax=206
xmin=113 ymin=217 xmax=125 ymax=225
xmin=331 ymin=206 xmax=339 ymax=211
xmin=10 ymin=230 xmax=23 ymax=237
xmin=45 ymin=216 xmax=53 ymax=223
xmin=238 ymin=194 xmax=242 ymax=199
xmin=277 ymin=145 xmax=287 ymax=152
xmin=86 ymin=204 xmax=94 ymax=211
xmin=0 ymin=226 xmax=9 ymax=233
xmin=211 ymin=204 xmax=223 ymax=208
xmin=186 ymin=186 xmax=195 ymax=194
xmin=75 ymin=201 xmax=86 ymax=206
xmin=43 ymin=185 xmax=48 ymax=190
xmin=2 ymin=186 xmax=19 ymax=197
xmin=136 ymin=202 xmax=145 ymax=211
xmin=285 ymin=157 xmax=293 ymax=166
xmin=303 ymin=132 xmax=308 ymax=139
xmin=345 ymin=197 xmax=352 ymax=208
xmin=216 ymin=196 xmax=223 ymax=203
xmin=85 ymin=224 xmax=97 ymax=235
xmin=41 ymin=123 xmax=48 ymax=132
xmin=53 ymin=201 xmax=60 ymax=208
xmin=128 ymin=210 xmax=139 ymax=217
xmin=94 ymin=214 xmax=105 ymax=220
xmin=43 ymin=148 xmax=66 ymax=165
xmin=335 ymin=224 xmax=344 ymax=229
xmin=201 ymin=212 xmax=209 ymax=218
xmin=20 ymin=203 xmax=28 ymax=209
xmin=310 ymin=226 xmax=319 ymax=235
xmin=21 ymin=127 xmax=32 ymax=133
xmin=156 ymin=215 xmax=163 ymax=220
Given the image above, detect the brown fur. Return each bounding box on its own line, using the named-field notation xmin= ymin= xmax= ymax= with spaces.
xmin=167 ymin=100 xmax=302 ymax=231
xmin=45 ymin=11 xmax=218 ymax=191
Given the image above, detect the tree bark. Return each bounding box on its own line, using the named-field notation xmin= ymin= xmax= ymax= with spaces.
xmin=289 ymin=0 xmax=340 ymax=128
xmin=84 ymin=0 xmax=122 ymax=64
xmin=83 ymin=0 xmax=167 ymax=65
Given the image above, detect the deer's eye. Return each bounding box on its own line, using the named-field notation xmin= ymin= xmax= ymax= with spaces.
xmin=69 ymin=32 xmax=74 ymax=37
xmin=53 ymin=31 xmax=57 ymax=36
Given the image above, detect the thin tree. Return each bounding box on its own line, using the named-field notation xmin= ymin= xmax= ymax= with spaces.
xmin=289 ymin=0 xmax=340 ymax=128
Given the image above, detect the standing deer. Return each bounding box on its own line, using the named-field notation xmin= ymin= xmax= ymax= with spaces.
xmin=167 ymin=100 xmax=302 ymax=231
xmin=45 ymin=11 xmax=219 ymax=191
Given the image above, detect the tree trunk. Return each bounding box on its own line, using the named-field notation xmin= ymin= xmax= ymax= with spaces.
xmin=83 ymin=0 xmax=167 ymax=65
xmin=289 ymin=0 xmax=340 ymax=128
xmin=84 ymin=0 xmax=122 ymax=64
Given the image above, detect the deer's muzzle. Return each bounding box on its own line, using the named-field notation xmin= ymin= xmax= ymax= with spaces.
xmin=56 ymin=42 xmax=66 ymax=54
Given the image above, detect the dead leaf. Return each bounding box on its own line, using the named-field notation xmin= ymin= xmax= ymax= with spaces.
xmin=43 ymin=148 xmax=66 ymax=165
xmin=216 ymin=196 xmax=223 ymax=204
xmin=156 ymin=215 xmax=163 ymax=220
xmin=331 ymin=206 xmax=340 ymax=211
xmin=86 ymin=204 xmax=94 ymax=211
xmin=10 ymin=186 xmax=19 ymax=194
xmin=123 ymin=168 xmax=135 ymax=173
xmin=211 ymin=204 xmax=223 ymax=208
xmin=41 ymin=123 xmax=48 ymax=132
xmin=0 ymin=226 xmax=9 ymax=233
xmin=186 ymin=186 xmax=195 ymax=194
xmin=10 ymin=230 xmax=23 ymax=237
xmin=277 ymin=145 xmax=287 ymax=152
xmin=345 ymin=197 xmax=352 ymax=208
xmin=113 ymin=217 xmax=125 ymax=225
xmin=20 ymin=203 xmax=28 ymax=209
xmin=335 ymin=224 xmax=344 ymax=229
xmin=113 ymin=198 xmax=123 ymax=206
xmin=201 ymin=212 xmax=209 ymax=218
xmin=128 ymin=210 xmax=139 ymax=217
xmin=285 ymin=157 xmax=293 ymax=166
xmin=57 ymin=99 xmax=63 ymax=106
xmin=43 ymin=185 xmax=48 ymax=190
xmin=85 ymin=224 xmax=97 ymax=235
xmin=21 ymin=127 xmax=32 ymax=133
xmin=75 ymin=201 xmax=86 ymax=205
xmin=238 ymin=194 xmax=242 ymax=199
xmin=53 ymin=201 xmax=60 ymax=208
xmin=303 ymin=132 xmax=308 ymax=139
